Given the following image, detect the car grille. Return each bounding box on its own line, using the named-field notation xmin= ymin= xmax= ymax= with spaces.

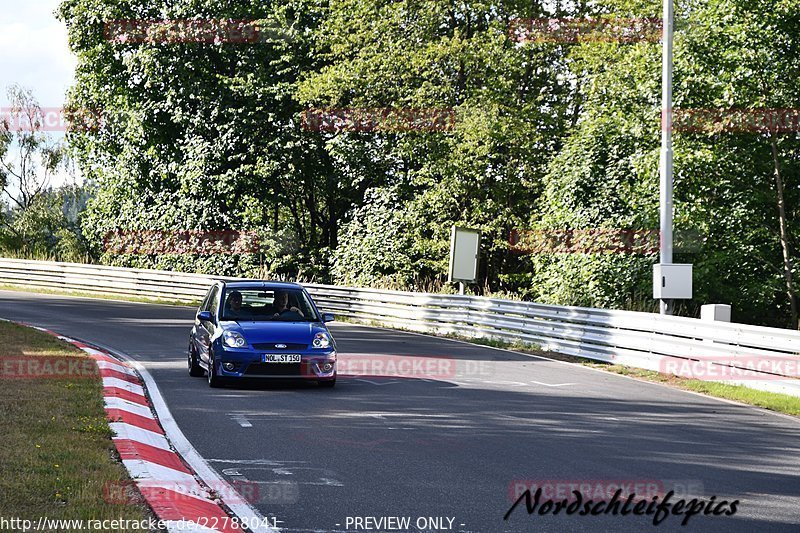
xmin=244 ymin=363 xmax=303 ymax=377
xmin=251 ymin=342 xmax=307 ymax=350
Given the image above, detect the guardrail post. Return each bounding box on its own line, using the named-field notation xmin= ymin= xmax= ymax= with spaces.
xmin=700 ymin=304 xmax=731 ymax=323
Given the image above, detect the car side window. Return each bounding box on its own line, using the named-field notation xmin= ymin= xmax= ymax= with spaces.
xmin=199 ymin=286 xmax=214 ymax=311
xmin=207 ymin=286 xmax=220 ymax=316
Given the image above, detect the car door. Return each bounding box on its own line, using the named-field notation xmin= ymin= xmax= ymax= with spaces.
xmin=197 ymin=285 xmax=220 ymax=363
xmin=192 ymin=286 xmax=214 ymax=353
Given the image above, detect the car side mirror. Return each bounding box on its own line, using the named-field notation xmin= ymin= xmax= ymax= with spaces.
xmin=197 ymin=310 xmax=214 ymax=322
xmin=322 ymin=313 xmax=335 ymax=323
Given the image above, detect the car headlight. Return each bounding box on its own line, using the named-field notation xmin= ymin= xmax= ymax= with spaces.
xmin=223 ymin=331 xmax=247 ymax=348
xmin=312 ymin=332 xmax=331 ymax=349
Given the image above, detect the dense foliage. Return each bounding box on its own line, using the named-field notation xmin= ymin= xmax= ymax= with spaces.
xmin=46 ymin=0 xmax=800 ymax=327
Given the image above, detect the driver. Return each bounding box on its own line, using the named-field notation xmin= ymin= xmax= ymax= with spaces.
xmin=225 ymin=290 xmax=244 ymax=317
xmin=271 ymin=290 xmax=304 ymax=318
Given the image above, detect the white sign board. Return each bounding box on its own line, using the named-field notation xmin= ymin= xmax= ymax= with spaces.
xmin=448 ymin=226 xmax=480 ymax=283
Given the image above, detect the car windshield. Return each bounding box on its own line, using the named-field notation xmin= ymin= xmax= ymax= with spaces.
xmin=220 ymin=287 xmax=319 ymax=322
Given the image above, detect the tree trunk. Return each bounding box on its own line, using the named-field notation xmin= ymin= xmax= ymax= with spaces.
xmin=769 ymin=135 xmax=798 ymax=328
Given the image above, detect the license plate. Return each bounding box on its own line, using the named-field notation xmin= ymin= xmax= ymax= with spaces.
xmin=264 ymin=353 xmax=301 ymax=363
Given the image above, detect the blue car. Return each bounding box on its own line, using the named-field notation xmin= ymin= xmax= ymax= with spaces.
xmin=188 ymin=280 xmax=337 ymax=388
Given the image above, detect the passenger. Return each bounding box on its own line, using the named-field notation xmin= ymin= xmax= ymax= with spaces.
xmin=272 ymin=291 xmax=304 ymax=318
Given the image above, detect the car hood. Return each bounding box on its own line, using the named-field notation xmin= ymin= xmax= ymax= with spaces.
xmin=221 ymin=320 xmax=327 ymax=345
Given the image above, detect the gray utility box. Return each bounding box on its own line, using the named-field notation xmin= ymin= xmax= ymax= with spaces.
xmin=653 ymin=263 xmax=693 ymax=299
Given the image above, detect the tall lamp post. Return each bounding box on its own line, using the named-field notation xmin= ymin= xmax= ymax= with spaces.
xmin=654 ymin=0 xmax=692 ymax=314
xmin=659 ymin=0 xmax=675 ymax=315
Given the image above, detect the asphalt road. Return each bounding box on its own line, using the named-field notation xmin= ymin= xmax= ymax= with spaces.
xmin=2 ymin=289 xmax=799 ymax=533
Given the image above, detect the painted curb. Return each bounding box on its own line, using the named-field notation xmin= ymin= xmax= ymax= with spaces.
xmin=5 ymin=320 xmax=277 ymax=533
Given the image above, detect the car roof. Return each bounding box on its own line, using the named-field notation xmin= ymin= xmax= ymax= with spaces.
xmin=221 ymin=280 xmax=303 ymax=290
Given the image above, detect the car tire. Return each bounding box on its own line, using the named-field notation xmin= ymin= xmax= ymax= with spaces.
xmin=318 ymin=378 xmax=336 ymax=388
xmin=188 ymin=343 xmax=204 ymax=377
xmin=207 ymin=352 xmax=224 ymax=388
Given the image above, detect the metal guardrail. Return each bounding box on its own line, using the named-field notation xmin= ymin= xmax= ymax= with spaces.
xmin=1 ymin=257 xmax=799 ymax=397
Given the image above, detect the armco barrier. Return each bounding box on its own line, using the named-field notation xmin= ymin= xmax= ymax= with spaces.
xmin=1 ymin=257 xmax=799 ymax=397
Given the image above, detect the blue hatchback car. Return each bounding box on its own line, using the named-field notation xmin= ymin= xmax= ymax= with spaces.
xmin=188 ymin=280 xmax=337 ymax=388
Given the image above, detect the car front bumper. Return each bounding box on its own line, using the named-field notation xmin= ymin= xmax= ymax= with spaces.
xmin=216 ymin=347 xmax=337 ymax=380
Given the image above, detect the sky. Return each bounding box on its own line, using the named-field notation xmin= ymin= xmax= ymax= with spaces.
xmin=0 ymin=0 xmax=76 ymax=108
xmin=0 ymin=0 xmax=78 ymax=196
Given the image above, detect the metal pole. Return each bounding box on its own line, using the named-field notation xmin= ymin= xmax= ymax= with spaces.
xmin=659 ymin=0 xmax=674 ymax=315
xmin=458 ymin=282 xmax=465 ymax=295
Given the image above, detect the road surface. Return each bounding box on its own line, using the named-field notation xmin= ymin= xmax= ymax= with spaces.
xmin=2 ymin=290 xmax=799 ymax=532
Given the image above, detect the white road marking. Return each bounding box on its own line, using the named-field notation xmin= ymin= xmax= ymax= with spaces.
xmin=232 ymin=414 xmax=253 ymax=428
xmin=484 ymin=380 xmax=528 ymax=387
xmin=257 ymin=478 xmax=343 ymax=487
xmin=335 ymin=412 xmax=451 ymax=418
xmin=316 ymin=478 xmax=344 ymax=487
xmin=529 ymin=380 xmax=575 ymax=387
xmin=208 ymin=459 xmax=306 ymax=466
xmin=215 ymin=462 xmax=344 ymax=489
xmin=354 ymin=378 xmax=401 ymax=385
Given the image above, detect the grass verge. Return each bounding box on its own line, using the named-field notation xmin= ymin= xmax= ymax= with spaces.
xmin=584 ymin=363 xmax=800 ymax=416
xmin=0 ymin=321 xmax=156 ymax=528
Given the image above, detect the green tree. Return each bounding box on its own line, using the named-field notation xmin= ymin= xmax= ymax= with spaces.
xmin=530 ymin=0 xmax=800 ymax=327
xmin=299 ymin=0 xmax=588 ymax=290
xmin=677 ymin=0 xmax=800 ymax=327
xmin=55 ymin=0 xmax=800 ymax=328
xmin=59 ymin=0 xmax=351 ymax=278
